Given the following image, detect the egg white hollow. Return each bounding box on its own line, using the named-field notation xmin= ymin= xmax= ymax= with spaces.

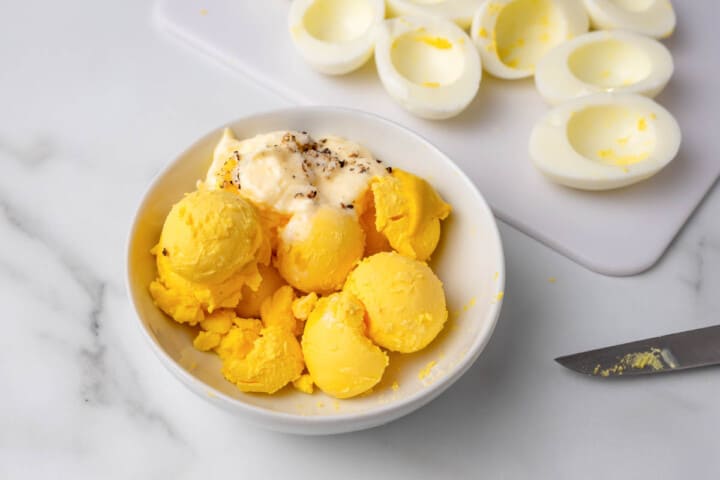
xmin=529 ymin=93 xmax=681 ymax=191
xmin=375 ymin=16 xmax=481 ymax=119
xmin=582 ymin=0 xmax=676 ymax=39
xmin=386 ymin=0 xmax=483 ymax=28
xmin=535 ymin=30 xmax=673 ymax=105
xmin=288 ymin=0 xmax=386 ymax=75
xmin=471 ymin=0 xmax=588 ymax=79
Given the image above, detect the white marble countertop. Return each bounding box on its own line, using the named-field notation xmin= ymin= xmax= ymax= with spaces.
xmin=3 ymin=1 xmax=719 ymax=478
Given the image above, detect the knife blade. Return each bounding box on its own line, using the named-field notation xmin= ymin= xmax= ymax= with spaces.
xmin=555 ymin=325 xmax=720 ymax=377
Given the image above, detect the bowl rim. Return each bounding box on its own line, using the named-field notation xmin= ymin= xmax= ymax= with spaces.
xmin=125 ymin=105 xmax=505 ymax=431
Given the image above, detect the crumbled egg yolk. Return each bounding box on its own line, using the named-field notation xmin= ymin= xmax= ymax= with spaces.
xmin=462 ymin=297 xmax=477 ymax=312
xmin=594 ymin=348 xmax=668 ymax=377
xmin=418 ymin=360 xmax=437 ymax=380
xmin=292 ymin=373 xmax=315 ymax=394
xmin=200 ymin=309 xmax=235 ymax=333
xmin=222 ymin=325 xmax=304 ymax=394
xmin=291 ymin=292 xmax=318 ymax=321
xmin=193 ymin=331 xmax=222 ymax=351
xmin=260 ymin=285 xmax=301 ymax=335
xmin=215 ymin=319 xmax=263 ymax=361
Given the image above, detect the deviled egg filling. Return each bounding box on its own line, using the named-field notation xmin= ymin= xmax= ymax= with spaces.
xmin=471 ymin=0 xmax=588 ymax=79
xmin=289 ymin=0 xmax=385 ymax=75
xmin=375 ymin=16 xmax=481 ymax=119
xmin=529 ymin=94 xmax=681 ymax=191
xmin=581 ymin=0 xmax=676 ymax=39
xmin=386 ymin=0 xmax=483 ymax=28
xmin=535 ymin=31 xmax=673 ymax=105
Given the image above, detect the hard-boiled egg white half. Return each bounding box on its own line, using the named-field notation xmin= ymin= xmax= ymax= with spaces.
xmin=288 ymin=0 xmax=385 ymax=75
xmin=385 ymin=0 xmax=484 ymax=29
xmin=530 ymin=94 xmax=680 ymax=190
xmin=375 ymin=16 xmax=481 ymax=119
xmin=535 ymin=31 xmax=673 ymax=105
xmin=582 ymin=0 xmax=676 ymax=39
xmin=471 ymin=0 xmax=588 ymax=79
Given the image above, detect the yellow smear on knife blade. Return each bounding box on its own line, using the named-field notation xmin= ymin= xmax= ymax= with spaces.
xmin=594 ymin=348 xmax=671 ymax=377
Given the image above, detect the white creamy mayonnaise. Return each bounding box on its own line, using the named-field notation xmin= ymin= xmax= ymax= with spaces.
xmin=206 ymin=129 xmax=388 ymax=216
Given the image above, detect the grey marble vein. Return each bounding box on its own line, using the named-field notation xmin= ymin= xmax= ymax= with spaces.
xmin=79 ymin=281 xmax=108 ymax=405
xmin=0 ymin=193 xmax=182 ymax=443
xmin=688 ymin=237 xmax=706 ymax=294
xmin=0 ymin=134 xmax=55 ymax=168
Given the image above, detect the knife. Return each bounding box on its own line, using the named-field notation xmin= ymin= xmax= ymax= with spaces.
xmin=555 ymin=325 xmax=720 ymax=377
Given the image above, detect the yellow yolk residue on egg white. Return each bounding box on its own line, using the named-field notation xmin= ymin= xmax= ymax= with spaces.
xmin=418 ymin=35 xmax=453 ymax=49
xmin=389 ymin=28 xmax=467 ymax=91
xmin=376 ymin=16 xmax=481 ymax=119
xmin=568 ymin=106 xmax=657 ymax=171
xmin=472 ymin=0 xmax=588 ymax=79
xmin=530 ymin=94 xmax=680 ymax=191
xmin=597 ymin=149 xmax=649 ymax=168
xmin=494 ymin=0 xmax=563 ymax=71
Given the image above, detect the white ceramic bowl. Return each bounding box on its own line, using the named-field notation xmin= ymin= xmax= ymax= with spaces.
xmin=126 ymin=107 xmax=505 ymax=435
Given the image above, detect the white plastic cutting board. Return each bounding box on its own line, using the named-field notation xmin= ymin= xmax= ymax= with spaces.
xmin=155 ymin=0 xmax=720 ymax=276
